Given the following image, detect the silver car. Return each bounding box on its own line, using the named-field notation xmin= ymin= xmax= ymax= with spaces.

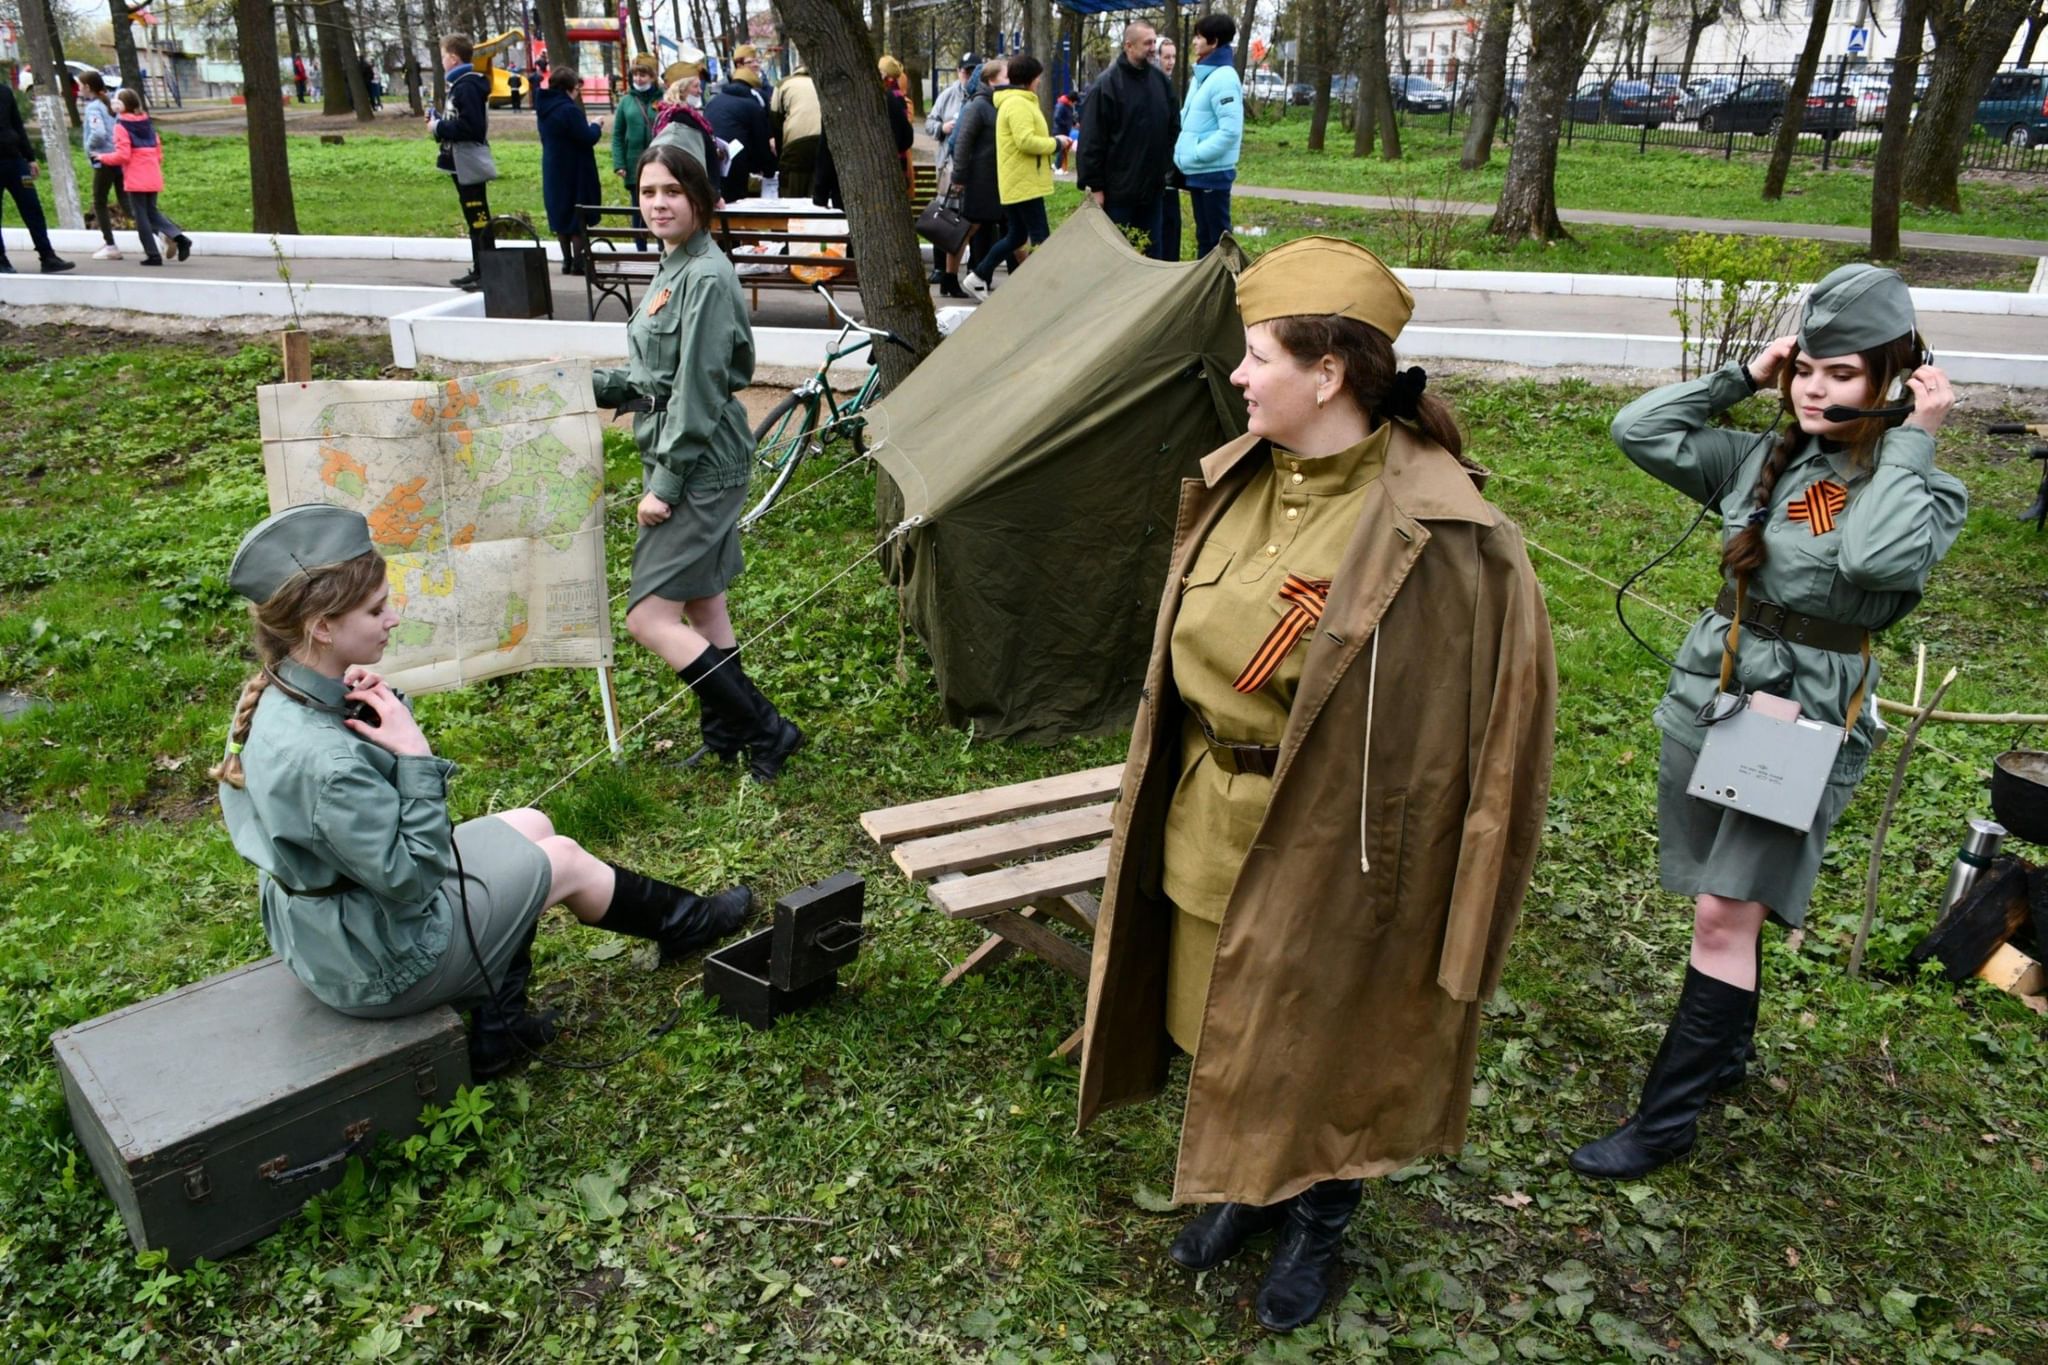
xmin=1677 ymin=77 xmax=1740 ymax=123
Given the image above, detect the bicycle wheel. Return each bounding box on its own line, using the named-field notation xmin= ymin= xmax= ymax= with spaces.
xmin=740 ymin=391 xmax=822 ymax=530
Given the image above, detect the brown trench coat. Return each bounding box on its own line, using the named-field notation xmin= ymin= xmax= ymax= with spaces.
xmin=1076 ymin=422 xmax=1558 ymax=1206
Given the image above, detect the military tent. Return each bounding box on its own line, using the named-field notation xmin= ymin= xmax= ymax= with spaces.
xmin=865 ymin=202 xmax=1247 ymax=743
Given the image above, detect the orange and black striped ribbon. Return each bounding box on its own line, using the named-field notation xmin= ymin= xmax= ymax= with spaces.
xmin=1786 ymin=479 xmax=1848 ymax=535
xmin=1233 ymin=574 xmax=1332 ymax=694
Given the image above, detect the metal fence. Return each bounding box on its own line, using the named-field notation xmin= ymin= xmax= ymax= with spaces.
xmin=1334 ymin=56 xmax=2048 ymax=176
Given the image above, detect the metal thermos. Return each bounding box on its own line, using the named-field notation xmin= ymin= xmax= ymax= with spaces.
xmin=1938 ymin=818 xmax=2007 ymax=918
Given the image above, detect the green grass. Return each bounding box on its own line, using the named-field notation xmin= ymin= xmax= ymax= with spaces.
xmin=1236 ymin=113 xmax=2048 ymax=243
xmin=3 ymin=327 xmax=2047 ymax=1361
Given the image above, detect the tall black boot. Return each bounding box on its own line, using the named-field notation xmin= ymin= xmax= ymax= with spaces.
xmin=676 ymin=644 xmax=747 ymax=768
xmin=558 ymin=234 xmax=581 ymax=276
xmin=596 ymin=863 xmax=751 ymax=964
xmin=468 ymin=920 xmax=562 ymax=1079
xmin=676 ymin=644 xmax=804 ymax=782
xmin=1570 ymin=966 xmax=1756 ymax=1179
xmin=1170 ymin=1198 xmax=1293 ymax=1271
xmin=1713 ymin=937 xmax=1763 ymax=1093
xmin=1255 ymin=1179 xmax=1362 ymax=1332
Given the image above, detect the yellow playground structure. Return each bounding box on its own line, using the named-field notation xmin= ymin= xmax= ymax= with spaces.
xmin=473 ymin=18 xmax=628 ymax=107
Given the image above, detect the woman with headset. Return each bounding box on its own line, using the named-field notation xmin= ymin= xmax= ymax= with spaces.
xmin=1573 ymin=265 xmax=1968 ymax=1180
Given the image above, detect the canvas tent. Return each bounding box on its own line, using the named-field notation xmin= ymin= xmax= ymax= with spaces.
xmin=866 ymin=202 xmax=1248 ymax=743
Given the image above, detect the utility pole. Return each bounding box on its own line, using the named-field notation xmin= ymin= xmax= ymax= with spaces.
xmin=17 ymin=0 xmax=83 ymax=228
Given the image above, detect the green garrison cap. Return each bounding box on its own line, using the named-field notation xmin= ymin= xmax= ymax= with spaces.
xmin=229 ymin=504 xmax=376 ymax=604
xmin=1797 ymin=264 xmax=1916 ymax=358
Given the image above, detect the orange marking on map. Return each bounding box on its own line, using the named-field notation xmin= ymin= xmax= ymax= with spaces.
xmin=411 ymin=397 xmax=433 ymax=422
xmin=454 ymin=429 xmax=474 ymax=444
xmin=367 ymin=476 xmax=433 ymax=547
xmin=497 ymin=622 xmax=529 ymax=651
xmin=320 ymin=445 xmax=367 ymax=488
xmin=453 ymin=523 xmax=477 ymax=548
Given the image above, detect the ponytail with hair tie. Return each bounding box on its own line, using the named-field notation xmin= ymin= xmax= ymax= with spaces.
xmin=1384 ymin=366 xmax=1428 ymax=422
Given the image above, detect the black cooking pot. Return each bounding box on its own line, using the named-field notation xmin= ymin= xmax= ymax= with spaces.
xmin=1991 ymin=749 xmax=2048 ymax=845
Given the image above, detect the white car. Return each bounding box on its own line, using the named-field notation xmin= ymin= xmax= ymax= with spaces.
xmin=15 ymin=60 xmax=105 ymax=92
xmin=1248 ymin=71 xmax=1287 ymax=102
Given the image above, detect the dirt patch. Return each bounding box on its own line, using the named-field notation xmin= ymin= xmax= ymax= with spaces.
xmin=1894 ymin=247 xmax=2038 ymax=291
xmin=0 ymin=313 xmax=393 ymax=359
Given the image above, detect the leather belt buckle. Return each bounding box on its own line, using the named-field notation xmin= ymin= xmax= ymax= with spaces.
xmin=1209 ymin=741 xmax=1280 ymax=777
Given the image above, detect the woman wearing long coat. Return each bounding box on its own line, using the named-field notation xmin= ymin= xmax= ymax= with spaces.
xmin=1078 ymin=236 xmax=1556 ymax=1334
xmin=534 ymin=68 xmax=603 ymax=275
xmin=948 ymin=69 xmax=1004 ymax=284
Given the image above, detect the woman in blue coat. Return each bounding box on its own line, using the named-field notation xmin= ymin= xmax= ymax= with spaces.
xmin=535 ymin=67 xmax=604 ymax=276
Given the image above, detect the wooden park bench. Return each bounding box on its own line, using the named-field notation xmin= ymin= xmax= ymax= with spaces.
xmin=580 ymin=201 xmax=861 ymax=321
xmin=861 ymin=763 xmax=1124 ymax=1055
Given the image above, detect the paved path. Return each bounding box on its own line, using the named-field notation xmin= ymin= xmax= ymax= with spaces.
xmin=1226 ymin=183 xmax=2048 ymax=259
xmin=41 ymin=248 xmax=2044 ymax=356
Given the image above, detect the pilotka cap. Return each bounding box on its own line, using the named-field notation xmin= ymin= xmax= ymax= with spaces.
xmin=1798 ymin=263 xmax=1916 ymax=358
xmin=1235 ymin=235 xmax=1416 ymax=342
xmin=229 ymin=504 xmax=377 ymax=604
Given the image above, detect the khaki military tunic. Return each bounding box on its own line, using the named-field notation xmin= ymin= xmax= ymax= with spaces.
xmin=1161 ymin=425 xmax=1390 ymax=1050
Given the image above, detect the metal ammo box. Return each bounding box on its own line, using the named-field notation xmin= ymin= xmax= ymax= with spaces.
xmin=50 ymin=957 xmax=469 ymax=1266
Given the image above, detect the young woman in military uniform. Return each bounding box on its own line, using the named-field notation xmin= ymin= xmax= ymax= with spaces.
xmin=1077 ymin=238 xmax=1558 ymax=1333
xmin=212 ymin=505 xmax=752 ymax=1077
xmin=1570 ymin=265 xmax=1967 ymax=1180
xmin=593 ymin=143 xmax=803 ymax=781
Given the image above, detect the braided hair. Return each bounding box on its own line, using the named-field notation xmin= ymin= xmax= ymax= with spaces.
xmin=1719 ymin=331 xmax=1923 ymax=579
xmin=209 ymin=551 xmax=389 ymax=789
xmin=1268 ymin=314 xmax=1464 ymax=459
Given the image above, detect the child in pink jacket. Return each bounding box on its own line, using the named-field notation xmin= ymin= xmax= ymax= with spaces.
xmin=100 ymin=89 xmax=191 ymax=266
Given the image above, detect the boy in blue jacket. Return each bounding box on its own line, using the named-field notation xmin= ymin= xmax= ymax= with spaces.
xmin=429 ymin=32 xmax=495 ymax=291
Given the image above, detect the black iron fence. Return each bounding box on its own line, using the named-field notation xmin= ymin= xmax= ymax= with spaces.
xmin=1268 ymin=56 xmax=2048 ymax=176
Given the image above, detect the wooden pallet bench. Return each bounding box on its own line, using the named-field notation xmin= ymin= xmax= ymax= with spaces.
xmin=861 ymin=763 xmax=1125 ymax=1055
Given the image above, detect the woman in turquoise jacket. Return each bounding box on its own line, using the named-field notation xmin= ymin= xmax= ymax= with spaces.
xmin=1571 ymin=264 xmax=1967 ymax=1180
xmin=1173 ymin=13 xmax=1243 ymax=259
xmin=214 ymin=505 xmax=751 ymax=1077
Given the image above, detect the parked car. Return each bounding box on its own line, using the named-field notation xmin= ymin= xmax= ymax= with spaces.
xmin=1677 ymin=76 xmax=1741 ymax=121
xmin=1975 ymin=68 xmax=2048 ymax=148
xmin=1567 ymin=78 xmax=1678 ymax=127
xmin=1813 ymin=73 xmax=1893 ymax=126
xmin=1456 ymin=75 xmax=1526 ymax=118
xmin=1287 ymin=81 xmax=1315 ymax=106
xmin=1330 ymin=74 xmax=1359 ymax=104
xmin=1248 ymin=71 xmax=1287 ymax=103
xmin=1389 ymin=74 xmax=1450 ymax=112
xmin=1695 ymin=78 xmax=1856 ymax=137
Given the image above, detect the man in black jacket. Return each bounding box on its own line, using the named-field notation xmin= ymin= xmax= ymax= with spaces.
xmin=428 ymin=33 xmax=494 ymax=290
xmin=0 ymin=86 xmax=75 ymax=274
xmin=706 ymin=65 xmax=777 ymax=201
xmin=1076 ymin=22 xmax=1178 ymax=262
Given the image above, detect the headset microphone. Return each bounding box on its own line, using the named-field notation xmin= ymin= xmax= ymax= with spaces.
xmin=1818 ymin=336 xmax=1934 ymax=426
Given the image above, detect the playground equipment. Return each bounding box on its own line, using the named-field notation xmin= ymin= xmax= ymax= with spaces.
xmin=472 ymin=10 xmax=631 ymax=109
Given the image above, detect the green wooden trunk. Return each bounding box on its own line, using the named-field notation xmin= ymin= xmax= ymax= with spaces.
xmin=50 ymin=957 xmax=470 ymax=1266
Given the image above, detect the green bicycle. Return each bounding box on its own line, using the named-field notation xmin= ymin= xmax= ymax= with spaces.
xmin=740 ymin=283 xmax=912 ymax=530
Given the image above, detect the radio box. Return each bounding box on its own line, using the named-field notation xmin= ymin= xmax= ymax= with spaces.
xmin=50 ymin=957 xmax=469 ymax=1266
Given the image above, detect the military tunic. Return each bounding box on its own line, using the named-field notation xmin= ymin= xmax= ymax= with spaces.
xmin=1611 ymin=361 xmax=1968 ymax=923
xmin=1161 ymin=426 xmax=1389 ymax=1050
xmin=218 ymin=659 xmax=553 ymax=1012
xmin=591 ymin=228 xmax=756 ymax=609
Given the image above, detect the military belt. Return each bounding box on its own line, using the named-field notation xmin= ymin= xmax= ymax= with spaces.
xmin=1712 ymin=585 xmax=1863 ymax=654
xmin=1197 ymin=714 xmax=1281 ymax=777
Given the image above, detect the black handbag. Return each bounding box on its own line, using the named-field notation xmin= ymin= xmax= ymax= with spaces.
xmin=915 ymin=189 xmax=973 ymax=258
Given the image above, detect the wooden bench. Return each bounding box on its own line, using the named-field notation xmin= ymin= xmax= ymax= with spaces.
xmin=579 ymin=202 xmax=861 ymax=321
xmin=861 ymin=763 xmax=1125 ymax=1056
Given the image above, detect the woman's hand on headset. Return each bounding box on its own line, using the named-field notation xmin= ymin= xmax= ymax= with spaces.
xmin=1747 ymin=336 xmax=1798 ymax=388
xmin=344 ymin=678 xmax=433 ymax=758
xmin=1902 ymin=364 xmax=1953 ymax=435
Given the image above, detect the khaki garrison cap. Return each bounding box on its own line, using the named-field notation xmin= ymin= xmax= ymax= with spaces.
xmin=229 ymin=504 xmax=376 ymax=604
xmin=1235 ymin=235 xmax=1416 ymax=342
xmin=1798 ymin=264 xmax=1916 ymax=358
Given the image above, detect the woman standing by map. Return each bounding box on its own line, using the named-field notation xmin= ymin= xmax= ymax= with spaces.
xmin=593 ymin=144 xmax=804 ymax=781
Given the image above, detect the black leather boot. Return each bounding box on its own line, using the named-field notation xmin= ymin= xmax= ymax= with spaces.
xmin=597 ymin=863 xmax=751 ymax=964
xmin=676 ymin=644 xmax=747 ymax=768
xmin=732 ymin=661 xmax=805 ymax=783
xmin=1255 ymin=1179 xmax=1362 ymax=1332
xmin=1169 ymin=1199 xmax=1292 ymax=1271
xmin=675 ymin=644 xmax=804 ymax=782
xmin=1713 ymin=937 xmax=1763 ymax=1093
xmin=468 ymin=921 xmax=562 ymax=1079
xmin=1570 ymin=966 xmax=1755 ymax=1179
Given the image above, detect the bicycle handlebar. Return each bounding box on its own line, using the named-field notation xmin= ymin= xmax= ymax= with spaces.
xmin=814 ymin=282 xmax=897 ymax=342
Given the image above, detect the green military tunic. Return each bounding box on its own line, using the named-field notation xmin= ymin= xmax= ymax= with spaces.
xmin=1160 ymin=425 xmax=1390 ymax=1051
xmin=1611 ymin=361 xmax=1968 ymax=923
xmin=218 ymin=659 xmax=553 ymax=1012
xmin=592 ymin=228 xmax=756 ymax=608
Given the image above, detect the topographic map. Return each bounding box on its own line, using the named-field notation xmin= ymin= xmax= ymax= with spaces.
xmin=258 ymin=361 xmax=612 ymax=693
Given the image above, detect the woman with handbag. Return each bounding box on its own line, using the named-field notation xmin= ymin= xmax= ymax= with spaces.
xmin=1571 ymin=265 xmax=1967 ymax=1181
xmin=946 ymin=59 xmax=1006 ymax=297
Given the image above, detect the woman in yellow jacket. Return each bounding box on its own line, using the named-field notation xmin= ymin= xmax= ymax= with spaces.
xmin=963 ymin=53 xmax=1071 ymax=300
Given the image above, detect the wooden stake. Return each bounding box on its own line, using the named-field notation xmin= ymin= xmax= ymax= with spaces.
xmin=279 ymin=330 xmax=312 ymax=384
xmin=1853 ymin=665 xmax=1959 ymax=978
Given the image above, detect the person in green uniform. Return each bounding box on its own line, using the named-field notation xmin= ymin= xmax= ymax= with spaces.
xmin=212 ymin=505 xmax=752 ymax=1078
xmin=1077 ymin=237 xmax=1557 ymax=1334
xmin=613 ymin=54 xmax=661 ymax=248
xmin=1570 ymin=265 xmax=1967 ymax=1180
xmin=594 ymin=143 xmax=803 ymax=780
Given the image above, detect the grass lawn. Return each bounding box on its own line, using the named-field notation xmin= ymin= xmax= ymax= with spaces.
xmin=1234 ymin=113 xmax=2048 ymax=244
xmin=2 ymin=325 xmax=2047 ymax=1362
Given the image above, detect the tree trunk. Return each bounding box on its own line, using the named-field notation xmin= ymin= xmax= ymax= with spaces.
xmin=630 ymin=0 xmax=651 ymax=57
xmin=2020 ymin=4 xmax=2047 ymax=64
xmin=16 ymin=0 xmax=82 ymax=225
xmin=397 ymin=0 xmax=425 ymax=115
xmin=1678 ymin=0 xmax=1720 ymax=86
xmin=777 ymin=0 xmax=941 ymax=394
xmin=716 ymin=0 xmax=740 ymax=55
xmin=326 ymin=0 xmax=379 ymax=121
xmin=1353 ymin=0 xmax=1389 ymax=156
xmin=533 ymin=0 xmax=569 ymax=77
xmin=1458 ymin=0 xmax=1513 ymax=169
xmin=237 ymin=0 xmax=300 ymax=233
xmin=1024 ymin=0 xmax=1054 ymax=117
xmin=313 ymin=0 xmax=352 ymax=113
xmin=110 ymin=1 xmax=148 ymax=106
xmin=1902 ymin=0 xmax=2033 ymax=212
xmin=36 ymin=0 xmax=80 ymax=128
xmin=1761 ymin=0 xmax=1832 ymax=200
xmin=1489 ymin=0 xmax=1600 ymax=243
xmin=1305 ymin=0 xmax=1333 ymax=150
xmin=1871 ymin=0 xmax=1928 ymax=260
xmin=1235 ymin=0 xmax=1256 ymax=76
